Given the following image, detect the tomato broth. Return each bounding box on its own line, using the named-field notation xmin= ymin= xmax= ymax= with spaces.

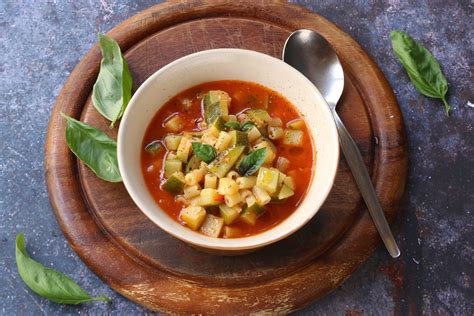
xmin=141 ymin=80 xmax=314 ymax=238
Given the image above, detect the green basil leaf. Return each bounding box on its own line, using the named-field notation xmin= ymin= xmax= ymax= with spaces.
xmin=224 ymin=121 xmax=240 ymax=130
xmin=390 ymin=30 xmax=451 ymax=116
xmin=92 ymin=33 xmax=133 ymax=127
xmin=237 ymin=148 xmax=267 ymax=176
xmin=191 ymin=142 xmax=216 ymax=163
xmin=61 ymin=113 xmax=121 ymax=182
xmin=240 ymin=121 xmax=256 ymax=132
xmin=16 ymin=233 xmax=110 ymax=304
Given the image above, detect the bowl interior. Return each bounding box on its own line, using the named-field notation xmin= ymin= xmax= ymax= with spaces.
xmin=118 ymin=49 xmax=339 ymax=250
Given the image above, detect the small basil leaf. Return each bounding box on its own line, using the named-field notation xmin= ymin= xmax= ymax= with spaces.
xmin=224 ymin=121 xmax=240 ymax=130
xmin=390 ymin=30 xmax=451 ymax=116
xmin=61 ymin=113 xmax=121 ymax=182
xmin=191 ymin=142 xmax=216 ymax=163
xmin=92 ymin=33 xmax=133 ymax=127
xmin=16 ymin=233 xmax=110 ymax=304
xmin=237 ymin=148 xmax=267 ymax=176
xmin=240 ymin=121 xmax=256 ymax=132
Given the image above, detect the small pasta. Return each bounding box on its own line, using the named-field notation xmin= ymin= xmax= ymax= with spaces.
xmin=275 ymin=156 xmax=290 ymax=172
xmin=184 ymin=184 xmax=201 ymax=199
xmin=228 ymin=114 xmax=237 ymax=122
xmin=240 ymin=189 xmax=254 ymax=201
xmin=252 ymin=186 xmax=271 ymax=205
xmin=217 ymin=178 xmax=239 ymax=195
xmin=268 ymin=126 xmax=284 ymax=140
xmin=247 ymin=126 xmax=261 ymax=143
xmin=204 ymin=173 xmax=218 ymax=189
xmin=236 ymin=176 xmax=257 ymax=189
xmin=225 ymin=192 xmax=241 ymax=207
xmin=185 ymin=169 xmax=204 ymax=186
xmin=237 ymin=113 xmax=250 ymax=123
xmin=226 ymin=171 xmax=240 ymax=180
xmin=245 ymin=194 xmax=257 ymax=207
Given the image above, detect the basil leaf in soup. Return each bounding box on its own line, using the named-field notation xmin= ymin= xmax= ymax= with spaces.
xmin=16 ymin=233 xmax=110 ymax=304
xmin=61 ymin=113 xmax=121 ymax=182
xmin=240 ymin=121 xmax=256 ymax=132
xmin=191 ymin=142 xmax=217 ymax=163
xmin=390 ymin=30 xmax=451 ymax=116
xmin=224 ymin=121 xmax=240 ymax=130
xmin=92 ymin=33 xmax=133 ymax=127
xmin=237 ymin=147 xmax=267 ymax=176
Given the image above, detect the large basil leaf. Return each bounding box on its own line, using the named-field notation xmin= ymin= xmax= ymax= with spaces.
xmin=390 ymin=30 xmax=451 ymax=115
xmin=92 ymin=33 xmax=132 ymax=127
xmin=16 ymin=233 xmax=110 ymax=304
xmin=191 ymin=142 xmax=216 ymax=163
xmin=61 ymin=113 xmax=121 ymax=182
xmin=237 ymin=147 xmax=267 ymax=176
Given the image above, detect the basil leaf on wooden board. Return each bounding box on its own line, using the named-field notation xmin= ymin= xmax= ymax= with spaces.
xmin=92 ymin=33 xmax=133 ymax=127
xmin=16 ymin=233 xmax=110 ymax=305
xmin=240 ymin=121 xmax=256 ymax=132
xmin=390 ymin=30 xmax=452 ymax=116
xmin=224 ymin=121 xmax=240 ymax=130
xmin=61 ymin=113 xmax=121 ymax=182
xmin=191 ymin=142 xmax=216 ymax=163
xmin=237 ymin=147 xmax=267 ymax=176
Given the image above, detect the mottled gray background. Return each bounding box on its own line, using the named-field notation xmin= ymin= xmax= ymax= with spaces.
xmin=0 ymin=0 xmax=472 ymax=315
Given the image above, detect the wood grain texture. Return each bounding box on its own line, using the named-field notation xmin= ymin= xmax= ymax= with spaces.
xmin=44 ymin=0 xmax=408 ymax=314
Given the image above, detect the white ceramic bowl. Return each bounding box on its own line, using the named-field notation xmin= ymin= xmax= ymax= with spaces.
xmin=118 ymin=49 xmax=339 ymax=253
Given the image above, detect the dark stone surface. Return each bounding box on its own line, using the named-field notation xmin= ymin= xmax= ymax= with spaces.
xmin=0 ymin=0 xmax=472 ymax=314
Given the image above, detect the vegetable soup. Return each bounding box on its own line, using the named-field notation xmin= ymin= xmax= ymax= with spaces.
xmin=141 ymin=80 xmax=314 ymax=238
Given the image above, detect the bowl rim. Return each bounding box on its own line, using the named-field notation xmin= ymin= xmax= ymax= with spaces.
xmin=118 ymin=48 xmax=339 ymax=250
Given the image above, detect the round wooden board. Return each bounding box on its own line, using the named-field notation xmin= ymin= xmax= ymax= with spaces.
xmin=45 ymin=1 xmax=408 ymax=314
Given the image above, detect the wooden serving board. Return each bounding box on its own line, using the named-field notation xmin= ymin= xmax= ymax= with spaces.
xmin=45 ymin=1 xmax=408 ymax=314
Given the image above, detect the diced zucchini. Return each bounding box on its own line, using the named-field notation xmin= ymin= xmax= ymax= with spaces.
xmin=268 ymin=126 xmax=284 ymax=140
xmin=256 ymin=167 xmax=279 ymax=194
xmin=223 ymin=226 xmax=242 ymax=238
xmin=208 ymin=145 xmax=245 ymax=178
xmin=247 ymin=126 xmax=261 ymax=143
xmin=198 ymin=188 xmax=224 ymax=207
xmin=252 ymin=140 xmax=276 ymax=166
xmin=203 ymin=90 xmax=230 ymax=124
xmin=215 ymin=131 xmax=233 ymax=152
xmin=229 ymin=130 xmax=249 ymax=149
xmin=210 ymin=116 xmax=226 ymax=131
xmin=176 ymin=136 xmax=192 ymax=162
xmin=252 ymin=186 xmax=271 ymax=205
xmin=239 ymin=205 xmax=258 ymax=225
xmin=283 ymin=129 xmax=304 ymax=146
xmin=246 ymin=109 xmax=271 ymax=128
xmin=145 ymin=140 xmax=163 ymax=156
xmin=283 ymin=176 xmax=295 ymax=190
xmin=287 ymin=118 xmax=305 ymax=130
xmin=246 ymin=201 xmax=266 ymax=217
xmin=219 ymin=204 xmax=240 ymax=225
xmin=164 ymin=159 xmax=182 ymax=178
xmin=164 ymin=135 xmax=182 ymax=151
xmin=164 ymin=114 xmax=184 ymax=132
xmin=162 ymin=171 xmax=185 ymax=194
xmin=217 ymin=178 xmax=239 ymax=195
xmin=185 ymin=155 xmax=201 ymax=173
xmin=278 ymin=184 xmax=295 ymax=200
xmin=180 ymin=206 xmax=206 ymax=230
xmin=277 ymin=170 xmax=287 ymax=187
xmin=200 ymin=214 xmax=224 ymax=237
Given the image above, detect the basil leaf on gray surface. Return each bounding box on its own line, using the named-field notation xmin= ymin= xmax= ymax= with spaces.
xmin=237 ymin=147 xmax=267 ymax=176
xmin=92 ymin=33 xmax=132 ymax=127
xmin=191 ymin=142 xmax=216 ymax=163
xmin=16 ymin=233 xmax=110 ymax=305
xmin=240 ymin=121 xmax=256 ymax=132
xmin=390 ymin=30 xmax=452 ymax=116
xmin=224 ymin=121 xmax=240 ymax=130
xmin=61 ymin=113 xmax=121 ymax=182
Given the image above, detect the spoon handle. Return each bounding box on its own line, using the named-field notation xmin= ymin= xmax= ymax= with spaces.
xmin=332 ymin=110 xmax=400 ymax=258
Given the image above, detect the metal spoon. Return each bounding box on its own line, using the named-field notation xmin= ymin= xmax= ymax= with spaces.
xmin=283 ymin=29 xmax=400 ymax=258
